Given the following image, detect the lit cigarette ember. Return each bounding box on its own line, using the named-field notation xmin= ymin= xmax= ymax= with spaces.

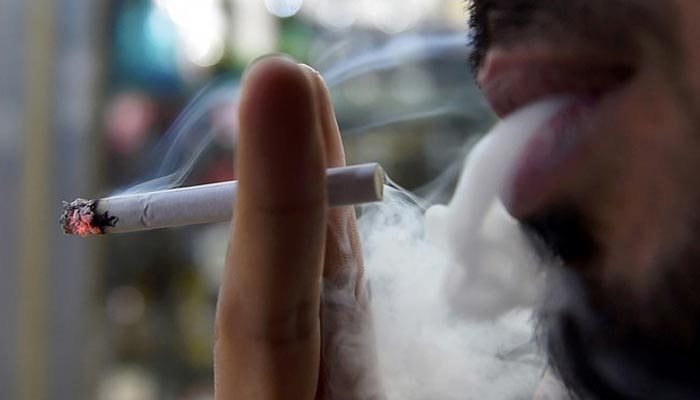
xmin=61 ymin=163 xmax=385 ymax=236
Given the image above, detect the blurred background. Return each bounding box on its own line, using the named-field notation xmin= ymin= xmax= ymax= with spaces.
xmin=0 ymin=0 xmax=494 ymax=399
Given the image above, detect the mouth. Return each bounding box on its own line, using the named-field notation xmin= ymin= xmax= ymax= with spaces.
xmin=477 ymin=45 xmax=636 ymax=219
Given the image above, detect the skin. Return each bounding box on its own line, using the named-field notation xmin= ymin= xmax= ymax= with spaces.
xmin=214 ymin=57 xmax=380 ymax=399
xmin=470 ymin=0 xmax=700 ymax=398
xmin=215 ymin=1 xmax=700 ymax=398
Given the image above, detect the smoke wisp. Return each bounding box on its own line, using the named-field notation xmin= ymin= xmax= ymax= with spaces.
xmin=117 ymin=33 xmax=482 ymax=197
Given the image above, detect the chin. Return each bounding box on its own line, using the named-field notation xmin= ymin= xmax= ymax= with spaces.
xmin=525 ymin=206 xmax=700 ymax=399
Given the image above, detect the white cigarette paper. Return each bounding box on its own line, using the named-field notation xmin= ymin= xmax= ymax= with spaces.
xmin=62 ymin=163 xmax=384 ymax=235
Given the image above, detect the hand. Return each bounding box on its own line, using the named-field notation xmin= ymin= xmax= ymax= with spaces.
xmin=214 ymin=56 xmax=382 ymax=399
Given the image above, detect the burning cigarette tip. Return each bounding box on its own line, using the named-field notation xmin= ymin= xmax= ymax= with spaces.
xmin=60 ymin=198 xmax=118 ymax=237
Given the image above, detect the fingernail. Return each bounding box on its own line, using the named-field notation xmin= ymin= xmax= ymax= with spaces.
xmin=298 ymin=63 xmax=320 ymax=76
xmin=298 ymin=63 xmax=321 ymax=97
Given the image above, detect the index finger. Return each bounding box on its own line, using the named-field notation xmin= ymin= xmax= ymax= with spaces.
xmin=215 ymin=56 xmax=327 ymax=399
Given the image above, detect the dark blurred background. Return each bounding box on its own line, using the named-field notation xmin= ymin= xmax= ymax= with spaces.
xmin=0 ymin=1 xmax=494 ymax=399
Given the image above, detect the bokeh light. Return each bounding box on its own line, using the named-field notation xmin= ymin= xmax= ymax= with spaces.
xmin=264 ymin=0 xmax=304 ymax=18
xmin=154 ymin=0 xmax=226 ymax=67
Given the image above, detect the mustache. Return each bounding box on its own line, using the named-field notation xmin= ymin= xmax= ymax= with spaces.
xmin=467 ymin=0 xmax=677 ymax=71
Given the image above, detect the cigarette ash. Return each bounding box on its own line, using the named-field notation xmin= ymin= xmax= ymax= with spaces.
xmin=60 ymin=198 xmax=118 ymax=237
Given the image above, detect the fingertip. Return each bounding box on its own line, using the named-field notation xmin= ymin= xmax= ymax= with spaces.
xmin=237 ymin=55 xmax=326 ymax=212
xmin=298 ymin=63 xmax=347 ymax=168
xmin=240 ymin=55 xmax=313 ymax=113
xmin=241 ymin=53 xmax=298 ymax=81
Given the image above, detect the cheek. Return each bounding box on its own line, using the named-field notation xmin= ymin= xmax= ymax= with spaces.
xmin=569 ymin=69 xmax=698 ymax=283
xmin=569 ymin=69 xmax=688 ymax=207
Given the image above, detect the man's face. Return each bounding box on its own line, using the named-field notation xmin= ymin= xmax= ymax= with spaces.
xmin=470 ymin=1 xmax=700 ymax=397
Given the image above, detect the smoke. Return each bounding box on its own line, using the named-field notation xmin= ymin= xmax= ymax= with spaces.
xmin=358 ymin=192 xmax=541 ymax=399
xmin=119 ymin=80 xmax=240 ymax=195
xmin=353 ymin=98 xmax=571 ymax=399
xmin=117 ymin=33 xmax=485 ymax=195
xmin=426 ymin=98 xmax=571 ymax=318
xmin=319 ymin=34 xmax=469 ymax=88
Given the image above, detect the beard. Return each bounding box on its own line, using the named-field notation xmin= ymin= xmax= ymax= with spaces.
xmin=465 ymin=1 xmax=700 ymax=397
xmin=525 ymin=204 xmax=700 ymax=399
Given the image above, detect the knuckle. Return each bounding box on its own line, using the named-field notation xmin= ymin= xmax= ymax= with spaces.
xmin=215 ymin=299 xmax=319 ymax=347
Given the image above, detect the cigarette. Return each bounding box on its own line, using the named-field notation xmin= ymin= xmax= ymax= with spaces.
xmin=61 ymin=163 xmax=384 ymax=236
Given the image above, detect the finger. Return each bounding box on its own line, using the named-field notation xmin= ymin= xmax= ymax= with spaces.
xmin=300 ymin=65 xmax=365 ymax=296
xmin=215 ymin=56 xmax=326 ymax=399
xmin=301 ymin=65 xmax=385 ymax=400
xmin=299 ymin=65 xmax=346 ymax=168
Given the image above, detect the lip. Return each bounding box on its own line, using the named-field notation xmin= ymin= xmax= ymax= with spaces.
xmin=505 ymin=96 xmax=604 ymax=218
xmin=478 ymin=46 xmax=636 ymax=218
xmin=478 ymin=47 xmax=634 ymax=118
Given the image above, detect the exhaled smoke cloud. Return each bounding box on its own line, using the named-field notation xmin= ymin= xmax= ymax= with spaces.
xmin=352 ymin=99 xmax=571 ymax=399
xmin=427 ymin=98 xmax=571 ymax=318
xmin=359 ymin=192 xmax=542 ymax=399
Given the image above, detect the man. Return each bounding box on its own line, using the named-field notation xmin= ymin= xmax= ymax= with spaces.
xmin=214 ymin=1 xmax=700 ymax=398
xmin=472 ymin=1 xmax=700 ymax=398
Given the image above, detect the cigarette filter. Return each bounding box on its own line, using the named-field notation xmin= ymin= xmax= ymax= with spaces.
xmin=61 ymin=163 xmax=384 ymax=236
